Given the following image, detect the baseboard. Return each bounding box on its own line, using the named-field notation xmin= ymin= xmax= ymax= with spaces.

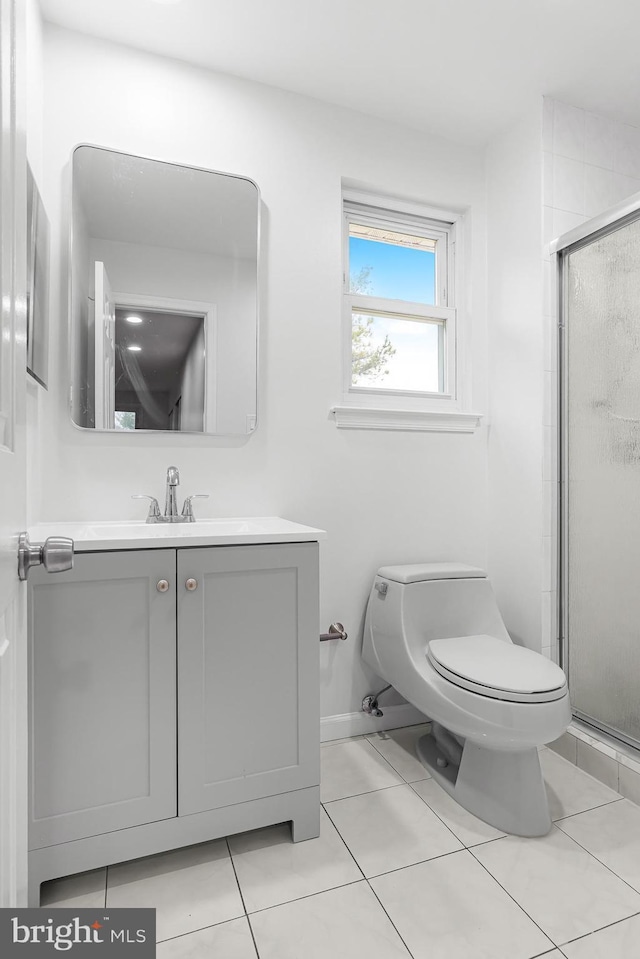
xmin=320 ymin=703 xmax=427 ymax=743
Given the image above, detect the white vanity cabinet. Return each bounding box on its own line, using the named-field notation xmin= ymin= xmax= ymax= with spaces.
xmin=29 ymin=549 xmax=177 ymax=848
xmin=27 ymin=529 xmax=321 ymax=905
xmin=177 ymin=544 xmax=319 ymax=815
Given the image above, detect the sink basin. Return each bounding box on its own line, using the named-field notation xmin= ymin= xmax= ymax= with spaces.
xmin=28 ymin=517 xmax=326 ymax=552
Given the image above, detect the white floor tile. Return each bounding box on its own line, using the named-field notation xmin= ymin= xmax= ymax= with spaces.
xmin=40 ymin=869 xmax=106 ymax=908
xmin=562 ymin=914 xmax=640 ymax=958
xmin=411 ymin=778 xmax=506 ymax=847
xmin=540 ymin=747 xmax=621 ymax=820
xmin=371 ymin=849 xmax=553 ymax=959
xmin=366 ymin=724 xmax=432 ymax=782
xmin=556 ymin=799 xmax=640 ymax=891
xmin=156 ymin=917 xmax=257 ymax=959
xmin=106 ymin=840 xmax=244 ymax=942
xmin=227 ymin=806 xmax=361 ymax=913
xmin=325 ymin=783 xmax=461 ymax=877
xmin=320 ymin=738 xmax=403 ymax=802
xmin=473 ymin=826 xmax=640 ymax=945
xmin=249 ymin=881 xmax=411 ymax=959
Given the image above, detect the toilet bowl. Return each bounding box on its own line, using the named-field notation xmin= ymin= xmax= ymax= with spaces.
xmin=362 ymin=562 xmax=571 ymax=837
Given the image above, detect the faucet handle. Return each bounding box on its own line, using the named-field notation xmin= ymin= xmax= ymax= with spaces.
xmin=181 ymin=494 xmax=209 ymax=523
xmin=132 ymin=494 xmax=161 ymax=523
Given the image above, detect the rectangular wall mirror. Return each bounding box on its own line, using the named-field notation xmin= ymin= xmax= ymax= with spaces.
xmin=70 ymin=145 xmax=259 ymax=434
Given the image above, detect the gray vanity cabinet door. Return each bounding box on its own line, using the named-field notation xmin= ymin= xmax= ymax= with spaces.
xmin=177 ymin=543 xmax=319 ymax=815
xmin=29 ymin=549 xmax=177 ymax=848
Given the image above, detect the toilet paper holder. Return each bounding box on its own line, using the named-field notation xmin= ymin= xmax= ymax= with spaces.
xmin=320 ymin=622 xmax=348 ymax=642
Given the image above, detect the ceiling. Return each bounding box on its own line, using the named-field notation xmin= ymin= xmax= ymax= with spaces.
xmin=115 ymin=308 xmax=202 ymax=392
xmin=39 ymin=0 xmax=640 ymax=146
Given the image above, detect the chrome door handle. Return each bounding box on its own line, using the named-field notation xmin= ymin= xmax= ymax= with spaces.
xmin=18 ymin=532 xmax=74 ymax=581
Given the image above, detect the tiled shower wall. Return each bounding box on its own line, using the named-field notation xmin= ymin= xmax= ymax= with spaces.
xmin=543 ymin=99 xmax=640 ymax=793
xmin=541 ymin=97 xmax=640 ymax=661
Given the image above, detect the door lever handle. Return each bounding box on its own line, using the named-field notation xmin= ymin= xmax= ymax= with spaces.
xmin=18 ymin=532 xmax=74 ymax=581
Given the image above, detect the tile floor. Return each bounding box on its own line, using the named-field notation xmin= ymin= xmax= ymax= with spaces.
xmin=41 ymin=723 xmax=640 ymax=958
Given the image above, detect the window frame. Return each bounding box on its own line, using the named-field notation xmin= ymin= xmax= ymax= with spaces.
xmin=341 ymin=190 xmax=461 ymax=412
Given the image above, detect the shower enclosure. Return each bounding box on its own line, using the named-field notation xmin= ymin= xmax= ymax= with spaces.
xmin=556 ymin=197 xmax=640 ymax=753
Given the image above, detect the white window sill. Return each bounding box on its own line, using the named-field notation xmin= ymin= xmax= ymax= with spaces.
xmin=330 ymin=406 xmax=483 ymax=432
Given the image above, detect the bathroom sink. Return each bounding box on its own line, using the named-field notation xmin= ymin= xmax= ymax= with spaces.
xmin=28 ymin=517 xmax=326 ymax=552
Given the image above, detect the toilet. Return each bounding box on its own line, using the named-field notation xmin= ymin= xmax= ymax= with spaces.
xmin=362 ymin=562 xmax=571 ymax=836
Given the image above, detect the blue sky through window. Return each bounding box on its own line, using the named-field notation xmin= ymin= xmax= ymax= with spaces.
xmin=349 ymin=236 xmax=436 ymax=304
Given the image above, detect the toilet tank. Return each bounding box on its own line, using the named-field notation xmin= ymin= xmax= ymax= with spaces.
xmin=362 ymin=563 xmax=512 ymax=677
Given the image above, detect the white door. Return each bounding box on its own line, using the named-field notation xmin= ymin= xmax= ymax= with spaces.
xmin=94 ymin=261 xmax=116 ymax=429
xmin=0 ymin=0 xmax=29 ymax=908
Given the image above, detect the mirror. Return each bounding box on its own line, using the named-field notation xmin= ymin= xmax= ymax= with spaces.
xmin=70 ymin=145 xmax=259 ymax=434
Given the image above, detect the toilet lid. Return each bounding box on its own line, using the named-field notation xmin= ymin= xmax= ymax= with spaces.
xmin=427 ymin=635 xmax=567 ymax=703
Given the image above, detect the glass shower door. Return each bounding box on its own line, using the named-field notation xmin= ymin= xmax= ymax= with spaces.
xmin=564 ymin=214 xmax=640 ymax=749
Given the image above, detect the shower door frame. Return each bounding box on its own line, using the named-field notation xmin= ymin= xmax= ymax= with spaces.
xmin=554 ymin=191 xmax=640 ymax=753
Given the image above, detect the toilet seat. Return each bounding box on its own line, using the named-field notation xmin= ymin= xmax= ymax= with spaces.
xmin=427 ymin=635 xmax=567 ymax=703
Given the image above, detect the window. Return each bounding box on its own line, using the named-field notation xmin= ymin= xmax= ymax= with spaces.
xmin=334 ymin=191 xmax=479 ymax=431
xmin=114 ymin=410 xmax=136 ymax=431
xmin=344 ymin=194 xmax=455 ymax=397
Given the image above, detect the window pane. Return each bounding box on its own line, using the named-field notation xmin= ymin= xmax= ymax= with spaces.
xmin=114 ymin=410 xmax=136 ymax=430
xmin=351 ymin=310 xmax=442 ymax=392
xmin=349 ymin=224 xmax=437 ymax=304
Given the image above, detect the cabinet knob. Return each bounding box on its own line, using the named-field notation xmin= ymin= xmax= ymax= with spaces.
xmin=185 ymin=578 xmax=198 ymax=591
xmin=156 ymin=579 xmax=170 ymax=593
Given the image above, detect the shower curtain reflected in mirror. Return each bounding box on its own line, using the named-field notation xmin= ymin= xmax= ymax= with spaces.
xmin=563 ymin=214 xmax=640 ymax=750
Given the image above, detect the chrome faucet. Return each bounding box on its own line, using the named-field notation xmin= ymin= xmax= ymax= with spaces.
xmin=132 ymin=467 xmax=209 ymax=523
xmin=165 ymin=465 xmax=180 ymax=520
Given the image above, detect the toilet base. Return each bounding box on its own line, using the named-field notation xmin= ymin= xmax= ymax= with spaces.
xmin=416 ymin=732 xmax=552 ymax=837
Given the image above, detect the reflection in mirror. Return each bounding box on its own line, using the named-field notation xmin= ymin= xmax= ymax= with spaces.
xmin=114 ymin=307 xmax=206 ymax=432
xmin=71 ymin=145 xmax=259 ymax=435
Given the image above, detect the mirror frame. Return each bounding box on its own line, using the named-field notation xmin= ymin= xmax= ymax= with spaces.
xmin=68 ymin=143 xmax=260 ymax=436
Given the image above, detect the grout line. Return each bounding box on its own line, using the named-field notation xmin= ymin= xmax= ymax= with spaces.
xmin=552 ymin=821 xmax=640 ymax=901
xmin=245 ymin=879 xmax=365 ymax=917
xmin=467 ymin=847 xmax=557 ymax=950
xmin=244 ymin=915 xmax=261 ymax=959
xmin=323 ymin=786 xmax=501 ymax=881
xmin=225 ymin=838 xmax=261 ymax=959
xmin=320 ymin=735 xmax=368 ymax=748
xmin=225 ymin=837 xmax=249 ymax=917
xmin=366 ymin=845 xmax=467 ymax=881
xmin=365 ymin=881 xmax=417 ymax=959
xmin=320 ymin=803 xmax=366 ymax=879
xmin=471 ymin=824 xmax=640 ymax=950
xmin=552 ymin=795 xmax=624 ymax=823
xmin=322 ymin=781 xmax=413 ymax=804
xmin=321 ymin=801 xmax=415 ymax=956
xmin=406 ymin=779 xmax=498 ymax=849
xmin=156 ymin=914 xmax=254 ymax=946
xmin=559 ymin=909 xmax=640 ymax=949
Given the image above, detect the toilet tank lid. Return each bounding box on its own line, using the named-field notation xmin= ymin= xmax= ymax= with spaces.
xmin=377 ymin=563 xmax=487 ymax=584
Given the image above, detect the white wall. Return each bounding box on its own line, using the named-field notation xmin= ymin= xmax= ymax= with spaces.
xmin=541 ymin=98 xmax=640 ymax=660
xmin=485 ymin=98 xmax=640 ymax=662
xmin=486 ymin=109 xmax=544 ymax=651
xmin=30 ymin=24 xmax=489 ymax=722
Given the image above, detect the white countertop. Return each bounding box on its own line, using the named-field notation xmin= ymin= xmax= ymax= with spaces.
xmin=29 ymin=517 xmax=326 ymax=552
